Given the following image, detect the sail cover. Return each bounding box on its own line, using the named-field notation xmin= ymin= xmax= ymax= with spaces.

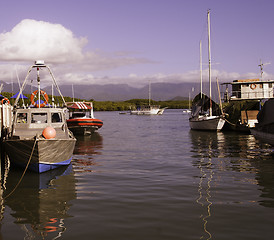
xmin=191 ymin=93 xmax=222 ymax=117
xmin=67 ymin=102 xmax=92 ymax=109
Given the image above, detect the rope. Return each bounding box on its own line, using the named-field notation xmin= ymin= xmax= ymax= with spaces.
xmin=3 ymin=137 xmax=38 ymax=200
xmin=224 ymin=118 xmax=237 ymax=126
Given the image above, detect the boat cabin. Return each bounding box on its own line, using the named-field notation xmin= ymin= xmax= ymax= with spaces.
xmin=67 ymin=102 xmax=94 ymax=119
xmin=12 ymin=108 xmax=68 ymax=139
xmin=223 ymin=79 xmax=274 ymax=101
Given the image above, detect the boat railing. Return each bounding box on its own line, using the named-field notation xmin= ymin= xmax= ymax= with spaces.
xmin=224 ymin=90 xmax=274 ymax=101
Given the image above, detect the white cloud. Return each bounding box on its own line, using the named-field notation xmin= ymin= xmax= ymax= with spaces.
xmin=0 ymin=19 xmax=87 ymax=62
xmin=0 ymin=19 xmax=273 ymax=88
xmin=0 ymin=19 xmax=153 ymax=72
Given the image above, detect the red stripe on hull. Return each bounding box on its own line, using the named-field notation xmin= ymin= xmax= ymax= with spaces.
xmin=67 ymin=118 xmax=103 ymax=128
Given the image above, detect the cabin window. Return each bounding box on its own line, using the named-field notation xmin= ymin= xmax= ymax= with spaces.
xmin=51 ymin=112 xmax=62 ymax=123
xmin=31 ymin=113 xmax=47 ymax=123
xmin=260 ymin=84 xmax=263 ymax=88
xmin=17 ymin=113 xmax=27 ymax=123
xmin=72 ymin=112 xmax=85 ymax=118
xmin=269 ymin=83 xmax=272 ymax=88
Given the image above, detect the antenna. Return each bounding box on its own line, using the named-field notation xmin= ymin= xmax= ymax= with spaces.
xmin=258 ymin=59 xmax=271 ymax=80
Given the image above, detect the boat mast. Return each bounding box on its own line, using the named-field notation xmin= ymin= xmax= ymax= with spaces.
xmin=149 ymin=80 xmax=151 ymax=106
xmin=200 ymin=40 xmax=203 ymax=99
xmin=72 ymin=84 xmax=75 ymax=102
xmin=37 ymin=67 xmax=41 ymax=108
xmin=207 ymin=9 xmax=212 ymax=116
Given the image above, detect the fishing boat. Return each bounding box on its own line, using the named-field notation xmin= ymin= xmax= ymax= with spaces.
xmin=66 ymin=101 xmax=103 ymax=135
xmin=130 ymin=81 xmax=166 ymax=115
xmin=3 ymin=61 xmax=76 ymax=173
xmin=250 ymin=98 xmax=274 ymax=146
xmin=189 ymin=10 xmax=225 ymax=131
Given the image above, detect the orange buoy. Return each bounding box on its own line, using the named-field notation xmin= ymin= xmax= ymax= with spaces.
xmin=42 ymin=126 xmax=56 ymax=139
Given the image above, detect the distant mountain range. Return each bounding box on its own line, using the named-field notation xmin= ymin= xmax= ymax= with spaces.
xmin=0 ymin=80 xmax=223 ymax=101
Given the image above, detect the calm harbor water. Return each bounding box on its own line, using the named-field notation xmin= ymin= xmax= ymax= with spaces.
xmin=1 ymin=109 xmax=274 ymax=239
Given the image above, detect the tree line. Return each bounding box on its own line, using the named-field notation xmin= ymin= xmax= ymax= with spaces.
xmin=1 ymin=92 xmax=189 ymax=111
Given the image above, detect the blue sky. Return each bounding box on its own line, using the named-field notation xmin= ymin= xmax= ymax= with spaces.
xmin=0 ymin=0 xmax=273 ymax=87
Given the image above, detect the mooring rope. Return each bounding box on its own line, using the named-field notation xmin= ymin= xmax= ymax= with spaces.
xmin=3 ymin=137 xmax=38 ymax=200
xmin=224 ymin=118 xmax=237 ymax=126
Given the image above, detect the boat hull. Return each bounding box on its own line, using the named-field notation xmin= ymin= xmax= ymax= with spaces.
xmin=4 ymin=138 xmax=76 ymax=173
xmin=130 ymin=110 xmax=160 ymax=115
xmin=250 ymin=129 xmax=274 ymax=146
xmin=67 ymin=118 xmax=103 ymax=135
xmin=189 ymin=116 xmax=225 ymax=131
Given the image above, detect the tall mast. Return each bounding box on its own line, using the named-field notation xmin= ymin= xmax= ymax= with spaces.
xmin=149 ymin=80 xmax=151 ymax=106
xmin=72 ymin=84 xmax=75 ymax=102
xmin=200 ymin=40 xmax=203 ymax=98
xmin=207 ymin=9 xmax=212 ymax=116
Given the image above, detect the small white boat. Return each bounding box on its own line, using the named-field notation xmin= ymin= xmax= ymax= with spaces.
xmin=130 ymin=80 xmax=166 ymax=115
xmin=130 ymin=105 xmax=165 ymax=115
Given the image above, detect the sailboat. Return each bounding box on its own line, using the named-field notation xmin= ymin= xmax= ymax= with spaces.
xmin=189 ymin=10 xmax=225 ymax=131
xmin=130 ymin=81 xmax=166 ymax=115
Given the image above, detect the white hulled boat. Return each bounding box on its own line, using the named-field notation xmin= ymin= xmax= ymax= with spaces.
xmin=189 ymin=10 xmax=225 ymax=131
xmin=130 ymin=81 xmax=166 ymax=115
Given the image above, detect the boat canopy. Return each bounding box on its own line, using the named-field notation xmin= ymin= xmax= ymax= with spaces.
xmin=191 ymin=92 xmax=222 ymax=117
xmin=67 ymin=102 xmax=92 ymax=110
xmin=256 ymin=99 xmax=274 ymax=125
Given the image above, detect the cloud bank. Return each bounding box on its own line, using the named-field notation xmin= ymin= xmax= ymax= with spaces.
xmin=0 ymin=19 xmax=87 ymax=62
xmin=0 ymin=19 xmax=272 ymax=88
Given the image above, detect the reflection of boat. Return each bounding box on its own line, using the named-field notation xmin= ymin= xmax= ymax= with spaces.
xmin=3 ymin=61 xmax=76 ymax=173
xmin=73 ymin=133 xmax=103 ymax=173
xmin=251 ymin=99 xmax=274 ymax=145
xmin=66 ymin=101 xmax=103 ymax=135
xmin=4 ymin=164 xmax=76 ymax=238
xmin=73 ymin=133 xmax=103 ymax=155
xmin=189 ymin=10 xmax=225 ymax=131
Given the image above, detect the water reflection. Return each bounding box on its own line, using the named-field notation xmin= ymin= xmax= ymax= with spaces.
xmin=3 ymin=164 xmax=76 ymax=239
xmin=72 ymin=133 xmax=103 ymax=173
xmin=190 ymin=131 xmax=222 ymax=240
xmin=190 ymin=130 xmax=274 ymax=239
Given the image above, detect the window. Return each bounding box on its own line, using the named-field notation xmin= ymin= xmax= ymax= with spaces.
xmin=51 ymin=112 xmax=62 ymax=123
xmin=31 ymin=113 xmax=47 ymax=123
xmin=17 ymin=113 xmax=27 ymax=123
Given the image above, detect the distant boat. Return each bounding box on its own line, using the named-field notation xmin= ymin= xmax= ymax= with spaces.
xmin=66 ymin=101 xmax=103 ymax=135
xmin=250 ymin=98 xmax=274 ymax=145
xmin=189 ymin=10 xmax=225 ymax=131
xmin=3 ymin=61 xmax=76 ymax=173
xmin=182 ymin=109 xmax=191 ymax=114
xmin=130 ymin=81 xmax=166 ymax=115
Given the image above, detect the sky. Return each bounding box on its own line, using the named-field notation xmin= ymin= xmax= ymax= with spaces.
xmin=0 ymin=0 xmax=274 ymax=88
